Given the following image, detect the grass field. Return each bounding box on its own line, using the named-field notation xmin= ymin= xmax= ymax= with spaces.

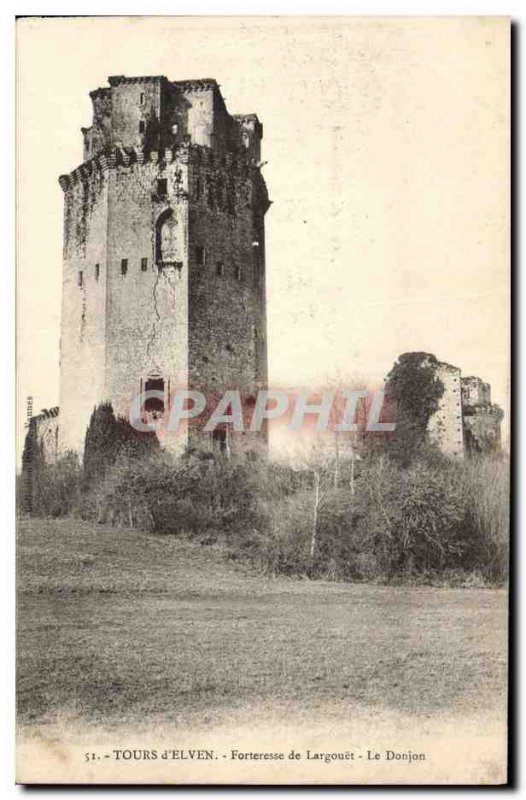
xmin=17 ymin=517 xmax=508 ymax=734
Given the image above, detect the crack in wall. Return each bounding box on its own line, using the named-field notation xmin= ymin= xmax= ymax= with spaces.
xmin=146 ymin=267 xmax=178 ymax=371
xmin=164 ymin=267 xmax=179 ymax=309
xmin=146 ymin=267 xmax=162 ymax=370
xmin=79 ymin=286 xmax=87 ymax=343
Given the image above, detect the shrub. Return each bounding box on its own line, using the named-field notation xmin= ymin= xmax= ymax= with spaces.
xmin=240 ymin=456 xmax=475 ymax=582
xmin=28 ymin=452 xmax=82 ymax=518
xmin=453 ymin=455 xmax=509 ymax=583
xmin=260 ymin=454 xmax=508 ymax=584
xmin=313 ymin=487 xmax=373 ymax=580
xmin=21 ymin=419 xmax=509 ymax=586
xmin=359 ymin=458 xmax=470 ymax=578
xmin=77 ymin=448 xmax=287 ymax=541
xmin=254 ymin=489 xmax=314 ymax=575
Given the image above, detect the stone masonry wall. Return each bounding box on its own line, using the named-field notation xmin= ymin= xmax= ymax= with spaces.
xmin=187 ymin=147 xmax=268 ymax=449
xmin=427 ymin=361 xmax=503 ymax=458
xmin=461 ymin=376 xmax=503 ymax=454
xmin=58 ymin=160 xmax=109 ymax=455
xmin=427 ymin=362 xmax=464 ymax=457
xmin=34 ymin=410 xmax=60 ymax=464
xmin=105 ymin=148 xmax=190 ymax=455
xmin=461 ymin=376 xmax=491 ymax=407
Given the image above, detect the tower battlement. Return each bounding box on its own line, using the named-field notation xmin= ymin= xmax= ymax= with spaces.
xmin=59 ymin=142 xmax=268 ymax=194
xmin=79 ymin=74 xmax=263 ymax=166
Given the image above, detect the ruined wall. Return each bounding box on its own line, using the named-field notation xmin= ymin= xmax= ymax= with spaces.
xmin=34 ymin=409 xmax=60 ymax=464
xmin=426 ymin=361 xmax=503 ymax=458
xmin=463 ymin=406 xmax=503 ymax=454
xmin=427 ymin=362 xmax=464 ymax=457
xmin=461 ymin=377 xmax=503 ymax=454
xmin=178 ymin=84 xmax=216 ymax=148
xmin=233 ymin=114 xmax=263 ymax=162
xmin=461 ymin=376 xmax=491 ymax=407
xmin=82 ymin=88 xmax=112 ymax=161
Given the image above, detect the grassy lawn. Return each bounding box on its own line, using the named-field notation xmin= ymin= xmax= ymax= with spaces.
xmin=17 ymin=517 xmax=508 ymax=731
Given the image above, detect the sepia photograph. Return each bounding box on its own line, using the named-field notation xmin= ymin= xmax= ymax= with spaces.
xmin=15 ymin=15 xmax=510 ymax=784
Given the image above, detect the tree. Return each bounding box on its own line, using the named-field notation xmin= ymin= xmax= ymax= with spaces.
xmin=20 ymin=418 xmax=45 ymax=513
xmin=83 ymin=402 xmax=159 ymax=486
xmin=384 ymin=352 xmax=445 ymax=466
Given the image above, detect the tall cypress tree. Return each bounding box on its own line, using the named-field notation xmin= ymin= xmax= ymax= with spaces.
xmin=20 ymin=417 xmax=45 ymax=513
xmin=83 ymin=402 xmax=159 ymax=486
xmin=83 ymin=402 xmax=120 ymax=486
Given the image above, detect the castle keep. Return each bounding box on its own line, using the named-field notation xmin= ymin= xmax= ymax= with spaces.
xmin=57 ymin=75 xmax=269 ymax=455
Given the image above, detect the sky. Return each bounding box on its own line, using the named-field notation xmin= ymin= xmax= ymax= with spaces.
xmin=16 ymin=16 xmax=510 ymax=457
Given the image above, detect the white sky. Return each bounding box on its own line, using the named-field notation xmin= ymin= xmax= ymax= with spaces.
xmin=16 ymin=16 xmax=510 ymax=457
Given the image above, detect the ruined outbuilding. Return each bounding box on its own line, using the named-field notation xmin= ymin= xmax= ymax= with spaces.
xmin=461 ymin=376 xmax=504 ymax=454
xmin=427 ymin=362 xmax=503 ymax=457
xmin=31 ymin=407 xmax=60 ymax=464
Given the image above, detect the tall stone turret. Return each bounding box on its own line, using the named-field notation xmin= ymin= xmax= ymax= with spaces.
xmin=427 ymin=361 xmax=503 ymax=457
xmin=58 ymin=75 xmax=270 ymax=456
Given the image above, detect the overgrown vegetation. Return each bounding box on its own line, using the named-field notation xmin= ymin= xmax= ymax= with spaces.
xmin=83 ymin=402 xmax=159 ymax=487
xmin=20 ymin=381 xmax=509 ymax=586
xmin=384 ymin=352 xmax=445 ymax=466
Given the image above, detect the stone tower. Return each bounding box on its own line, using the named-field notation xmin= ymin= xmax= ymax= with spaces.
xmin=426 ymin=361 xmax=465 ymax=458
xmin=58 ymin=76 xmax=269 ymax=456
xmin=426 ymin=360 xmax=503 ymax=457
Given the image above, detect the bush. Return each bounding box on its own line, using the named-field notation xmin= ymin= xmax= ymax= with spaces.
xmin=20 ymin=416 xmax=509 ymax=586
xmin=252 ymin=489 xmax=314 ymax=575
xmin=454 ymin=455 xmax=509 ymax=583
xmin=358 ymin=459 xmax=470 ymax=578
xmin=77 ymin=448 xmax=290 ymax=542
xmin=248 ymin=454 xmax=509 ymax=585
xmin=28 ymin=452 xmax=82 ymax=518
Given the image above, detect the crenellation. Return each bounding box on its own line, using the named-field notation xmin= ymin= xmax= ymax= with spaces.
xmin=461 ymin=376 xmax=492 ymax=407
